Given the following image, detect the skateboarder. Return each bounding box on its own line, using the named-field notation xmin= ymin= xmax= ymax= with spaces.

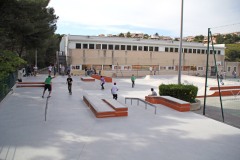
xmin=66 ymin=74 xmax=73 ymax=94
xmin=42 ymin=75 xmax=53 ymax=98
xmin=131 ymin=74 xmax=136 ymax=88
xmin=100 ymin=76 xmax=105 ymax=89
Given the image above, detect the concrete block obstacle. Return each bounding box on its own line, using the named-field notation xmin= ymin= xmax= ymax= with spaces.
xmin=16 ymin=82 xmax=45 ymax=88
xmin=80 ymin=77 xmax=95 ymax=82
xmin=83 ymin=94 xmax=128 ymax=118
xmin=145 ymin=96 xmax=190 ymax=112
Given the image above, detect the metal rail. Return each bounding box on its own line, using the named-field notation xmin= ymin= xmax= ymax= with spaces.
xmin=125 ymin=97 xmax=157 ymax=114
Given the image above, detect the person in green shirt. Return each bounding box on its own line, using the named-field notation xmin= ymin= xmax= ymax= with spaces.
xmin=42 ymin=75 xmax=52 ymax=98
xmin=131 ymin=74 xmax=136 ymax=88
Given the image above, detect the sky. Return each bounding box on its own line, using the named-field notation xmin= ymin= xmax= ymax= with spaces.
xmin=48 ymin=0 xmax=240 ymax=38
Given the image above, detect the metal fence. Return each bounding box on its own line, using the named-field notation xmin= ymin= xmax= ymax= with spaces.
xmin=0 ymin=72 xmax=17 ymax=102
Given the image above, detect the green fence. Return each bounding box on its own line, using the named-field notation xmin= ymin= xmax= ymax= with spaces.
xmin=0 ymin=72 xmax=17 ymax=102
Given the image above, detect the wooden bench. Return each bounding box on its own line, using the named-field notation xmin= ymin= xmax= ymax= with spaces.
xmin=145 ymin=96 xmax=190 ymax=112
xmin=81 ymin=77 xmax=95 ymax=82
xmin=83 ymin=95 xmax=128 ymax=118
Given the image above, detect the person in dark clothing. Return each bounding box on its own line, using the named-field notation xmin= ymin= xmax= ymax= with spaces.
xmin=53 ymin=65 xmax=57 ymax=77
xmin=66 ymin=74 xmax=73 ymax=94
xmin=100 ymin=76 xmax=105 ymax=90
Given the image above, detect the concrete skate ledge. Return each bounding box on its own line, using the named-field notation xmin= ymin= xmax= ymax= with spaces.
xmin=83 ymin=95 xmax=128 ymax=118
xmin=145 ymin=96 xmax=190 ymax=112
xmin=209 ymin=85 xmax=240 ymax=90
xmin=197 ymin=86 xmax=240 ymax=97
xmin=91 ymin=74 xmax=112 ymax=83
xmin=81 ymin=77 xmax=95 ymax=82
xmin=103 ymin=99 xmax=128 ymax=112
xmin=16 ymin=82 xmax=45 ymax=88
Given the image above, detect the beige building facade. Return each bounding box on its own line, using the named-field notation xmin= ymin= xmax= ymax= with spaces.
xmin=224 ymin=61 xmax=240 ymax=78
xmin=59 ymin=35 xmax=226 ymax=77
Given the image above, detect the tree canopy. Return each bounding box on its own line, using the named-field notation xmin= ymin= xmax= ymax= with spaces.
xmin=216 ymin=34 xmax=240 ymax=44
xmin=193 ymin=35 xmax=204 ymax=42
xmin=225 ymin=44 xmax=240 ymax=62
xmin=126 ymin=32 xmax=131 ymax=38
xmin=0 ymin=0 xmax=58 ymax=57
xmin=118 ymin=33 xmax=124 ymax=37
xmin=0 ymin=50 xmax=26 ymax=78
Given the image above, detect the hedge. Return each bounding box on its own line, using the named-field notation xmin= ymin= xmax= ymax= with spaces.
xmin=159 ymin=84 xmax=198 ymax=103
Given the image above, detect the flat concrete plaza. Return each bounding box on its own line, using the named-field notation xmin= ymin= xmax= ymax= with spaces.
xmin=0 ymin=74 xmax=240 ymax=160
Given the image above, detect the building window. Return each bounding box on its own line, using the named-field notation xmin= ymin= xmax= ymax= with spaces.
xmin=149 ymin=46 xmax=153 ymax=51
xmin=234 ymin=67 xmax=237 ymax=71
xmin=175 ymin=48 xmax=178 ymax=52
xmin=96 ymin=44 xmax=101 ymax=49
xmin=218 ymin=50 xmax=221 ymax=55
xmin=133 ymin=46 xmax=137 ymax=51
xmin=170 ymin=48 xmax=174 ymax=52
xmin=76 ymin=43 xmax=81 ymax=49
xmin=83 ymin=44 xmax=88 ymax=49
xmin=121 ymin=45 xmax=125 ymax=50
xmin=198 ymin=67 xmax=203 ymax=71
xmin=115 ymin=45 xmax=119 ymax=50
xmin=201 ymin=49 xmax=205 ymax=54
xmin=144 ymin=46 xmax=148 ymax=51
xmin=184 ymin=48 xmax=187 ymax=53
xmin=165 ymin=47 xmax=169 ymax=52
xmin=197 ymin=49 xmax=200 ymax=54
xmin=189 ymin=49 xmax=192 ymax=53
xmin=228 ymin=67 xmax=231 ymax=72
xmin=127 ymin=45 xmax=131 ymax=51
xmin=102 ymin=44 xmax=107 ymax=49
xmin=214 ymin=50 xmax=217 ymax=54
xmin=109 ymin=44 xmax=113 ymax=50
xmin=160 ymin=66 xmax=166 ymax=70
xmin=168 ymin=66 xmax=174 ymax=70
xmin=193 ymin=49 xmax=196 ymax=53
xmin=154 ymin=47 xmax=159 ymax=52
xmin=89 ymin=44 xmax=94 ymax=49
xmin=138 ymin=46 xmax=143 ymax=51
xmin=210 ymin=50 xmax=213 ymax=54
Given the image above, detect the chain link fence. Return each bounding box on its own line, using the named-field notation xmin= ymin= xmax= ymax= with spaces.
xmin=0 ymin=72 xmax=17 ymax=102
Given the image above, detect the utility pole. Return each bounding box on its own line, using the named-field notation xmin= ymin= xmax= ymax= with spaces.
xmin=35 ymin=49 xmax=37 ymax=67
xmin=178 ymin=0 xmax=184 ymax=84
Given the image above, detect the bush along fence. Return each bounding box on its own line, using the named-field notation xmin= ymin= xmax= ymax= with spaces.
xmin=0 ymin=72 xmax=17 ymax=102
xmin=159 ymin=84 xmax=198 ymax=103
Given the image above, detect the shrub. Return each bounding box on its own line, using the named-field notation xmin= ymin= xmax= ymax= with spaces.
xmin=159 ymin=84 xmax=198 ymax=103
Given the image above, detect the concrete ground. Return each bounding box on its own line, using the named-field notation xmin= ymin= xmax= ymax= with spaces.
xmin=0 ymin=74 xmax=240 ymax=160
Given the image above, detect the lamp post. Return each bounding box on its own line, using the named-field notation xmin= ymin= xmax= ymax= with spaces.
xmin=178 ymin=0 xmax=184 ymax=84
xmin=35 ymin=49 xmax=37 ymax=67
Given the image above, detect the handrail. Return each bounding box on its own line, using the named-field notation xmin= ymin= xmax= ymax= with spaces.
xmin=125 ymin=97 xmax=157 ymax=114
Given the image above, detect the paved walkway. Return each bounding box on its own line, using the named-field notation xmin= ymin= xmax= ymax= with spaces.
xmin=0 ymin=74 xmax=240 ymax=160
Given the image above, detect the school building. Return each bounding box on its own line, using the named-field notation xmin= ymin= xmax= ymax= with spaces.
xmin=58 ymin=35 xmax=238 ymax=77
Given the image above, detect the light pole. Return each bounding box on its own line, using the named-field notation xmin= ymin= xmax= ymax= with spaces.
xmin=178 ymin=0 xmax=184 ymax=84
xmin=35 ymin=49 xmax=37 ymax=67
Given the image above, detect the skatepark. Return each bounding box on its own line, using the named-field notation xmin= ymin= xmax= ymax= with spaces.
xmin=0 ymin=74 xmax=240 ymax=160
